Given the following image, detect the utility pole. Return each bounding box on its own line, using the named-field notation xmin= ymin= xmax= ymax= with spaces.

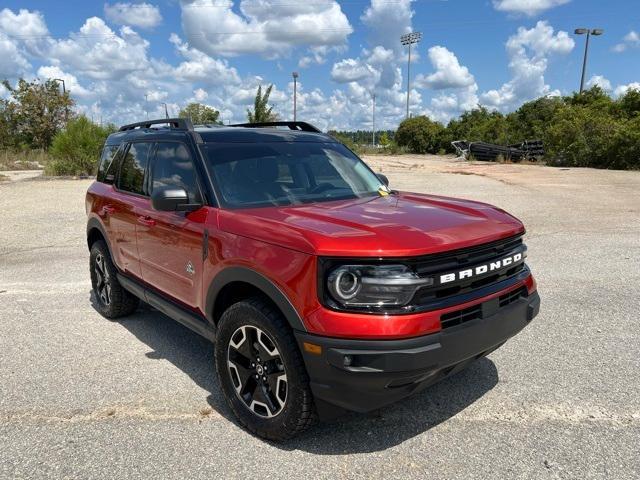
xmin=292 ymin=71 xmax=299 ymax=121
xmin=575 ymin=28 xmax=604 ymax=93
xmin=372 ymin=93 xmax=376 ymax=147
xmin=400 ymin=32 xmax=422 ymax=119
xmin=161 ymin=102 xmax=169 ymax=119
xmin=145 ymin=94 xmax=149 ymax=119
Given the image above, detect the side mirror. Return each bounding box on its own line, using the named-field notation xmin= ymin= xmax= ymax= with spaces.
xmin=377 ymin=173 xmax=389 ymax=187
xmin=151 ymin=186 xmax=200 ymax=212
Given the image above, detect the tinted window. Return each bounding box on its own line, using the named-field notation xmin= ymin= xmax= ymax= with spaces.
xmin=150 ymin=142 xmax=201 ymax=204
xmin=203 ymin=142 xmax=386 ymax=208
xmin=118 ymin=142 xmax=152 ymax=195
xmin=96 ymin=145 xmax=119 ymax=182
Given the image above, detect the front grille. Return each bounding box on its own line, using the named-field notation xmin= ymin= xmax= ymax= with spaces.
xmin=499 ymin=286 xmax=528 ymax=307
xmin=409 ymin=234 xmax=527 ymax=311
xmin=440 ymin=304 xmax=482 ymax=329
xmin=441 ymin=286 xmax=529 ymax=330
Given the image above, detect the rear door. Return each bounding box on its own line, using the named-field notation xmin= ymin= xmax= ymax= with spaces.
xmin=107 ymin=141 xmax=153 ymax=278
xmin=135 ymin=141 xmax=208 ymax=309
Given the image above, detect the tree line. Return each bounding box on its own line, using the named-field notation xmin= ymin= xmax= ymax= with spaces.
xmin=0 ymin=79 xmax=279 ymax=175
xmin=2 ymin=77 xmax=638 ymax=174
xmin=394 ymin=86 xmax=640 ymax=170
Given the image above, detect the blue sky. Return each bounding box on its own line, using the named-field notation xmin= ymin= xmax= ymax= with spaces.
xmin=1 ymin=0 xmax=638 ymax=130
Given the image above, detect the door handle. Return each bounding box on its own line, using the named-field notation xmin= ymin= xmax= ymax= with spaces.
xmin=102 ymin=205 xmax=116 ymax=215
xmin=137 ymin=215 xmax=156 ymax=227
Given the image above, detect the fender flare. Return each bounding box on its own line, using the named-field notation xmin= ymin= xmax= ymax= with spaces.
xmin=86 ymin=217 xmax=114 ymax=258
xmin=205 ymin=266 xmax=307 ymax=332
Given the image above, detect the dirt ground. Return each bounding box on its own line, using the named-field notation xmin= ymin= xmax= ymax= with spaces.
xmin=1 ymin=155 xmax=639 ymax=479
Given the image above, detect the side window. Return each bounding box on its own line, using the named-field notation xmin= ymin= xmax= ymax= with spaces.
xmin=118 ymin=142 xmax=152 ymax=195
xmin=96 ymin=145 xmax=119 ymax=182
xmin=150 ymin=142 xmax=202 ymax=204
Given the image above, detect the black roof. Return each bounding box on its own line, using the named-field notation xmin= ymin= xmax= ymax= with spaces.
xmin=106 ymin=118 xmax=335 ymax=146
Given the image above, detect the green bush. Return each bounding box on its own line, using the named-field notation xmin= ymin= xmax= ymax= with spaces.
xmin=46 ymin=116 xmax=114 ymax=176
xmin=395 ymin=116 xmax=444 ymax=154
xmin=392 ymin=86 xmax=640 ymax=170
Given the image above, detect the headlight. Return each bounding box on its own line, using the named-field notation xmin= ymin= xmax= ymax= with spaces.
xmin=326 ymin=264 xmax=432 ymax=307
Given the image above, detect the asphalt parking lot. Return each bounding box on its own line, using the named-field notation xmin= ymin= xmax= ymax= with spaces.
xmin=1 ymin=156 xmax=639 ymax=479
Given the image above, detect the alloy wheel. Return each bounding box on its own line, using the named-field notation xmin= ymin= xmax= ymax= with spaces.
xmin=227 ymin=325 xmax=288 ymax=418
xmin=94 ymin=253 xmax=112 ymax=306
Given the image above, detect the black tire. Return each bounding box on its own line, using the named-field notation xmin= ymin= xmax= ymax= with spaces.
xmin=90 ymin=240 xmax=139 ymax=319
xmin=214 ymin=297 xmax=317 ymax=441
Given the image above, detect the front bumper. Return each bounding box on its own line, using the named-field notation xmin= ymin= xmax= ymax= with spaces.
xmin=296 ymin=289 xmax=540 ymax=416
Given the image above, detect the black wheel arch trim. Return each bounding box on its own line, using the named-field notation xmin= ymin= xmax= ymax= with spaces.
xmin=86 ymin=217 xmax=114 ymax=258
xmin=206 ymin=266 xmax=307 ymax=332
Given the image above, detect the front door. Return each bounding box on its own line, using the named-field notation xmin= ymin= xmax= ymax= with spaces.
xmin=107 ymin=141 xmax=154 ymax=278
xmin=135 ymin=141 xmax=207 ymax=309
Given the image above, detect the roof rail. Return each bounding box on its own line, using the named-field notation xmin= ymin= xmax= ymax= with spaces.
xmin=118 ymin=118 xmax=194 ymax=132
xmin=230 ymin=121 xmax=322 ymax=133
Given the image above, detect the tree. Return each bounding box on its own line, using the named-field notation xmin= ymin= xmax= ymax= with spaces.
xmin=247 ymin=85 xmax=278 ymax=123
xmin=47 ymin=116 xmax=115 ymax=176
xmin=1 ymin=78 xmax=74 ymax=150
xmin=617 ymin=88 xmax=640 ymax=119
xmin=378 ymin=131 xmax=391 ymax=147
xmin=178 ymin=102 xmax=221 ymax=124
xmin=395 ymin=116 xmax=444 ymax=154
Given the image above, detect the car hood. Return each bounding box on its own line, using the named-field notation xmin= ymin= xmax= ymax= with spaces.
xmin=217 ymin=192 xmax=525 ymax=257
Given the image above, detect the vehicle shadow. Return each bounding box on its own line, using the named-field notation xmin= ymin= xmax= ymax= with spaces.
xmin=92 ymin=293 xmax=499 ymax=454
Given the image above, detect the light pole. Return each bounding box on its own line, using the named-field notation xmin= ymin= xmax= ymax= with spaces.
xmin=292 ymin=71 xmax=299 ymax=122
xmin=372 ymin=93 xmax=376 ymax=147
xmin=53 ymin=78 xmax=69 ymax=122
xmin=144 ymin=94 xmax=149 ymax=119
xmin=400 ymin=31 xmax=422 ymax=119
xmin=575 ymin=28 xmax=604 ymax=93
xmin=161 ymin=102 xmax=169 ymax=119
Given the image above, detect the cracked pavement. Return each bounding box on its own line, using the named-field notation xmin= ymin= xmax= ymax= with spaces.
xmin=1 ymin=157 xmax=639 ymax=479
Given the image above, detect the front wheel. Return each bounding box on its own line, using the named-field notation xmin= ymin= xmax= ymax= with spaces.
xmin=214 ymin=297 xmax=317 ymax=440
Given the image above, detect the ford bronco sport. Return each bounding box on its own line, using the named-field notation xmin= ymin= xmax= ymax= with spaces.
xmin=86 ymin=118 xmax=540 ymax=440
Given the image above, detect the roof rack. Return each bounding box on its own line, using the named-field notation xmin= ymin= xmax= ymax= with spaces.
xmin=118 ymin=118 xmax=194 ymax=132
xmin=230 ymin=121 xmax=321 ymax=133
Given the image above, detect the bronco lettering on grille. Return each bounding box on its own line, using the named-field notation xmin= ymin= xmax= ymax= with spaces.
xmin=440 ymin=253 xmax=523 ymax=284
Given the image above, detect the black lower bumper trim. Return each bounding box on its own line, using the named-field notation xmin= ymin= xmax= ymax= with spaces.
xmin=296 ymin=291 xmax=540 ymax=416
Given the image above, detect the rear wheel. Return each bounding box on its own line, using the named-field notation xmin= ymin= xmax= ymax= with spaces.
xmin=215 ymin=297 xmax=316 ymax=440
xmin=90 ymin=240 xmax=139 ymax=319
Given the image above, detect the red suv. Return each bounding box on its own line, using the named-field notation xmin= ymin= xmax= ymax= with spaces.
xmin=86 ymin=118 xmax=540 ymax=440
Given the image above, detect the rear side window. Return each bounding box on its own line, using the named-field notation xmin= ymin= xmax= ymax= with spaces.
xmin=96 ymin=145 xmax=119 ymax=182
xmin=118 ymin=142 xmax=152 ymax=195
xmin=149 ymin=142 xmax=202 ymax=204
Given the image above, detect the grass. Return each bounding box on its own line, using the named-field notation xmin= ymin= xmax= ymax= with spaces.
xmin=0 ymin=149 xmax=51 ymax=171
xmin=0 ymin=173 xmax=8 ymax=182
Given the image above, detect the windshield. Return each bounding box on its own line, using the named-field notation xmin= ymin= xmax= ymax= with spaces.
xmin=202 ymin=142 xmax=387 ymax=208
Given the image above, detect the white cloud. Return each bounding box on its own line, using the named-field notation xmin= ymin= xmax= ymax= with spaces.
xmin=180 ymin=0 xmax=352 ymax=58
xmin=481 ymin=21 xmax=574 ymax=111
xmin=331 ymin=58 xmax=378 ymax=84
xmin=361 ymin=0 xmax=413 ymax=51
xmin=170 ymin=33 xmax=241 ymax=85
xmin=492 ymin=0 xmax=571 ymax=16
xmin=0 ymin=8 xmax=50 ymax=56
xmin=36 ymin=66 xmax=93 ymax=98
xmin=415 ymin=46 xmax=476 ymax=90
xmin=193 ymin=88 xmax=208 ymax=102
xmin=104 ymin=2 xmax=162 ymax=29
xmin=612 ymin=30 xmax=640 ymax=53
xmin=586 ymin=75 xmax=612 ymax=91
xmin=50 ymin=18 xmax=151 ymax=80
xmin=0 ymin=33 xmax=30 ymax=78
xmin=614 ymin=83 xmax=640 ymax=97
